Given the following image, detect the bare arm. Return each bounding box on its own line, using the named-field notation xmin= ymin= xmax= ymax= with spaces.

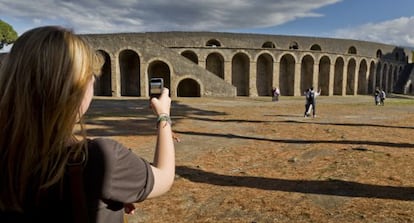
xmin=147 ymin=88 xmax=175 ymax=198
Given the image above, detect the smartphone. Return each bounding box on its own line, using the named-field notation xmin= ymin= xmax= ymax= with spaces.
xmin=149 ymin=78 xmax=164 ymax=98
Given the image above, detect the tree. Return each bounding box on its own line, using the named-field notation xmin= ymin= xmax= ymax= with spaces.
xmin=0 ymin=20 xmax=18 ymax=50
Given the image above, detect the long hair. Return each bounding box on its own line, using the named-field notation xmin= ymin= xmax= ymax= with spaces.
xmin=0 ymin=26 xmax=103 ymax=211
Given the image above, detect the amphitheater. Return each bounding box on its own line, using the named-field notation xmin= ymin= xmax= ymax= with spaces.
xmin=3 ymin=32 xmax=414 ymax=97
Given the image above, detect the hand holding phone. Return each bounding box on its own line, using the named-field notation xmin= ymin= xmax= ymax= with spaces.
xmin=150 ymin=78 xmax=164 ymax=98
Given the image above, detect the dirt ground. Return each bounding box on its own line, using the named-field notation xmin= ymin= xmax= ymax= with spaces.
xmin=85 ymin=94 xmax=414 ymax=223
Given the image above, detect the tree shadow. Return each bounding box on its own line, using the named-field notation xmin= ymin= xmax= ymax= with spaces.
xmin=81 ymin=98 xmax=228 ymax=136
xmin=176 ymin=166 xmax=414 ymax=201
xmin=280 ymin=120 xmax=414 ymax=130
xmin=174 ymin=130 xmax=414 ymax=148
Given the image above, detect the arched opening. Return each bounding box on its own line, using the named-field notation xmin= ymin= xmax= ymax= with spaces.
xmin=148 ymin=60 xmax=171 ymax=93
xmin=357 ymin=60 xmax=368 ymax=94
xmin=256 ymin=53 xmax=273 ymax=96
xmin=262 ymin=41 xmax=276 ymax=48
xmin=301 ymin=55 xmax=314 ymax=93
xmin=206 ymin=52 xmax=225 ymax=79
xmin=375 ymin=62 xmax=382 ymax=89
xmin=368 ymin=61 xmax=376 ymax=94
xmin=206 ymin=39 xmax=221 ymax=47
xmin=181 ymin=50 xmax=198 ymax=64
xmin=348 ymin=46 xmax=357 ymax=54
xmin=376 ymin=49 xmax=382 ymax=58
xmin=94 ymin=50 xmax=112 ymax=96
xmin=382 ymin=64 xmax=388 ymax=90
xmin=289 ymin=41 xmax=299 ymax=50
xmin=177 ymin=78 xmax=200 ymax=97
xmin=310 ymin=44 xmax=322 ymax=51
xmin=318 ymin=56 xmax=330 ymax=96
xmin=334 ymin=57 xmax=344 ymax=95
xmin=232 ymin=53 xmax=250 ymax=96
xmin=346 ymin=58 xmax=356 ymax=95
xmin=279 ymin=54 xmax=295 ymax=96
xmin=119 ymin=49 xmax=140 ymax=96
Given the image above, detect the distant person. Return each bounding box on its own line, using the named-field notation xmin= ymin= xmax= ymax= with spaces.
xmin=374 ymin=87 xmax=381 ymax=105
xmin=304 ymin=87 xmax=321 ymax=118
xmin=379 ymin=89 xmax=386 ymax=106
xmin=0 ymin=26 xmax=175 ymax=223
xmin=272 ymin=86 xmax=280 ymax=102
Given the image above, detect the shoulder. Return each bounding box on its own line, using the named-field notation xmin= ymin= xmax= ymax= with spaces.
xmin=86 ymin=138 xmax=133 ymax=164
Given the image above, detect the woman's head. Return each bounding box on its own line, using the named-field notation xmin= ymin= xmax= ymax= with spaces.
xmin=0 ymin=26 xmax=103 ymax=210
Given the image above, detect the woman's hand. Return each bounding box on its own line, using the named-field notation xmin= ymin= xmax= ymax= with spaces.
xmin=124 ymin=203 xmax=136 ymax=214
xmin=150 ymin=88 xmax=171 ymax=116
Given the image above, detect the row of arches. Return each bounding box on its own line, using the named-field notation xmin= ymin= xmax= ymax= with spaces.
xmin=94 ymin=49 xmax=202 ymax=97
xmin=205 ymin=39 xmax=405 ymax=62
xmin=93 ymin=48 xmax=403 ymax=97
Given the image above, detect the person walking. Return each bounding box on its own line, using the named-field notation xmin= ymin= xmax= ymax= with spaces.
xmin=304 ymin=87 xmax=321 ymax=118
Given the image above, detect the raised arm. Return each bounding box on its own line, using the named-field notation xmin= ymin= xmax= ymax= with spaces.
xmin=147 ymin=88 xmax=175 ymax=198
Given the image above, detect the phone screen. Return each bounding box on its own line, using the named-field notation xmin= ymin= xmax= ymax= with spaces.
xmin=150 ymin=78 xmax=164 ymax=97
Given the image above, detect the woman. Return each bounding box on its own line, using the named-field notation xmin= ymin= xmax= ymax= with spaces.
xmin=0 ymin=26 xmax=175 ymax=222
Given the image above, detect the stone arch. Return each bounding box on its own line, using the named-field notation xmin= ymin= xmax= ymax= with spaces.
xmin=119 ymin=49 xmax=140 ymax=96
xmin=206 ymin=52 xmax=225 ymax=79
xmin=368 ymin=61 xmax=376 ymax=94
xmin=357 ymin=59 xmax=368 ymax=94
xmin=148 ymin=60 xmax=171 ymax=93
xmin=94 ymin=50 xmax=112 ymax=96
xmin=382 ymin=63 xmax=388 ymax=90
xmin=387 ymin=64 xmax=393 ymax=92
xmin=232 ymin=52 xmax=250 ymax=96
xmin=177 ymin=78 xmax=201 ymax=97
xmin=375 ymin=62 xmax=382 ymax=89
xmin=206 ymin=39 xmax=221 ymax=47
xmin=256 ymin=53 xmax=274 ymax=96
xmin=279 ymin=54 xmax=295 ymax=96
xmin=348 ymin=46 xmax=357 ymax=54
xmin=334 ymin=57 xmax=344 ymax=95
xmin=376 ymin=49 xmax=382 ymax=58
xmin=346 ymin=58 xmax=356 ymax=95
xmin=262 ymin=41 xmax=276 ymax=48
xmin=289 ymin=41 xmax=299 ymax=50
xmin=301 ymin=55 xmax=314 ymax=93
xmin=310 ymin=44 xmax=322 ymax=51
xmin=319 ymin=56 xmax=330 ymax=95
xmin=181 ymin=50 xmax=198 ymax=64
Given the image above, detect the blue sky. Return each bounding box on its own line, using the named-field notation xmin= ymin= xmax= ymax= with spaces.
xmin=1 ymin=0 xmax=414 ymax=52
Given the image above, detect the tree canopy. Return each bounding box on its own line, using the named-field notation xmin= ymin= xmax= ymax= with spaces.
xmin=0 ymin=20 xmax=18 ymax=50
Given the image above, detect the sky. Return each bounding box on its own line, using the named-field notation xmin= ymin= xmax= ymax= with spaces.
xmin=1 ymin=0 xmax=414 ymax=52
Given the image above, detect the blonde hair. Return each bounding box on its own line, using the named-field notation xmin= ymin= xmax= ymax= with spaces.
xmin=0 ymin=26 xmax=103 ymax=211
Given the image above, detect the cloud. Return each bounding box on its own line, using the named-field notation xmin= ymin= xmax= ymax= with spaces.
xmin=0 ymin=0 xmax=340 ymax=34
xmin=334 ymin=16 xmax=414 ymax=47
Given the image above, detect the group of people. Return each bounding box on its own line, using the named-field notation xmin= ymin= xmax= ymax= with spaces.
xmin=374 ymin=87 xmax=386 ymax=106
xmin=304 ymin=87 xmax=321 ymax=118
xmin=0 ymin=26 xmax=176 ymax=222
xmin=271 ymin=86 xmax=321 ymax=118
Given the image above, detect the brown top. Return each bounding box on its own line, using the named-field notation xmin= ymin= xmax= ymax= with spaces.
xmin=0 ymin=138 xmax=154 ymax=223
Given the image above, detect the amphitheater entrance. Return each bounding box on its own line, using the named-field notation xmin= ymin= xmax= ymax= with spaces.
xmin=346 ymin=58 xmax=356 ymax=95
xmin=120 ymin=49 xmax=140 ymax=96
xmin=319 ymin=56 xmax=330 ymax=96
xmin=94 ymin=50 xmax=112 ymax=96
xmin=301 ymin=55 xmax=314 ymax=93
xmin=357 ymin=60 xmax=368 ymax=94
xmin=148 ymin=60 xmax=171 ymax=93
xmin=177 ymin=78 xmax=200 ymax=97
xmin=368 ymin=61 xmax=376 ymax=94
xmin=279 ymin=54 xmax=295 ymax=96
xmin=206 ymin=53 xmax=224 ymax=79
xmin=232 ymin=53 xmax=250 ymax=96
xmin=256 ymin=53 xmax=273 ymax=96
xmin=334 ymin=57 xmax=344 ymax=95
